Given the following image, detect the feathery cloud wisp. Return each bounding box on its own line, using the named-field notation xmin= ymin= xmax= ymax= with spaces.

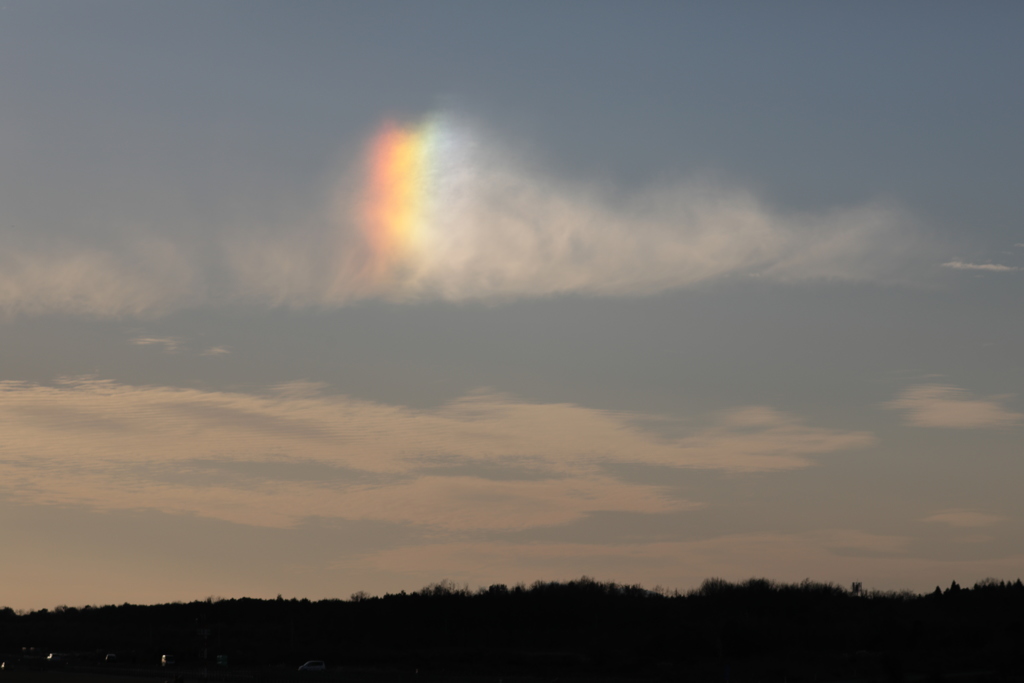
xmin=886 ymin=385 xmax=1022 ymax=429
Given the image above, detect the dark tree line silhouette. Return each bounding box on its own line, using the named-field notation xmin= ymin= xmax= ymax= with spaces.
xmin=2 ymin=577 xmax=1023 ymax=682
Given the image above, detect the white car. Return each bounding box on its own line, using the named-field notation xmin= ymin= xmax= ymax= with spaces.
xmin=298 ymin=661 xmax=326 ymax=672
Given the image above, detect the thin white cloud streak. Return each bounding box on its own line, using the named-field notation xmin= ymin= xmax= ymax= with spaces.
xmin=923 ymin=510 xmax=1004 ymax=528
xmin=0 ymin=119 xmax=931 ymax=317
xmin=130 ymin=336 xmax=183 ymax=353
xmin=942 ymin=260 xmax=1017 ymax=272
xmin=886 ymin=385 xmax=1022 ymax=429
xmin=131 ymin=336 xmax=230 ymax=356
xmin=0 ymin=379 xmax=870 ymax=530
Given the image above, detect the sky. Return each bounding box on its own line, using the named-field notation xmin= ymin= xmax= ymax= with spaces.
xmin=1 ymin=0 xmax=1022 ymax=611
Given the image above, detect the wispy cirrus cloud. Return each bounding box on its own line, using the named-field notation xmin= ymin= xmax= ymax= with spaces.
xmin=886 ymin=385 xmax=1022 ymax=429
xmin=130 ymin=336 xmax=230 ymax=356
xmin=0 ymin=379 xmax=870 ymax=530
xmin=942 ymin=260 xmax=1017 ymax=272
xmin=130 ymin=336 xmax=183 ymax=353
xmin=923 ymin=509 xmax=1004 ymax=528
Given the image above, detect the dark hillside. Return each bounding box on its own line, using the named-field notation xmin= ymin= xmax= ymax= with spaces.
xmin=2 ymin=577 xmax=1023 ymax=681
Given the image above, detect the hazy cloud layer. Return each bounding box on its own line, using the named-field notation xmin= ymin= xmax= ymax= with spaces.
xmin=886 ymin=385 xmax=1022 ymax=429
xmin=0 ymin=379 xmax=870 ymax=530
xmin=0 ymin=119 xmax=929 ymax=317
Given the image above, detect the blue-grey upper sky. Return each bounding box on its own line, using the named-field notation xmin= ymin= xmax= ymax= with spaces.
xmin=0 ymin=0 xmax=1021 ymax=610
